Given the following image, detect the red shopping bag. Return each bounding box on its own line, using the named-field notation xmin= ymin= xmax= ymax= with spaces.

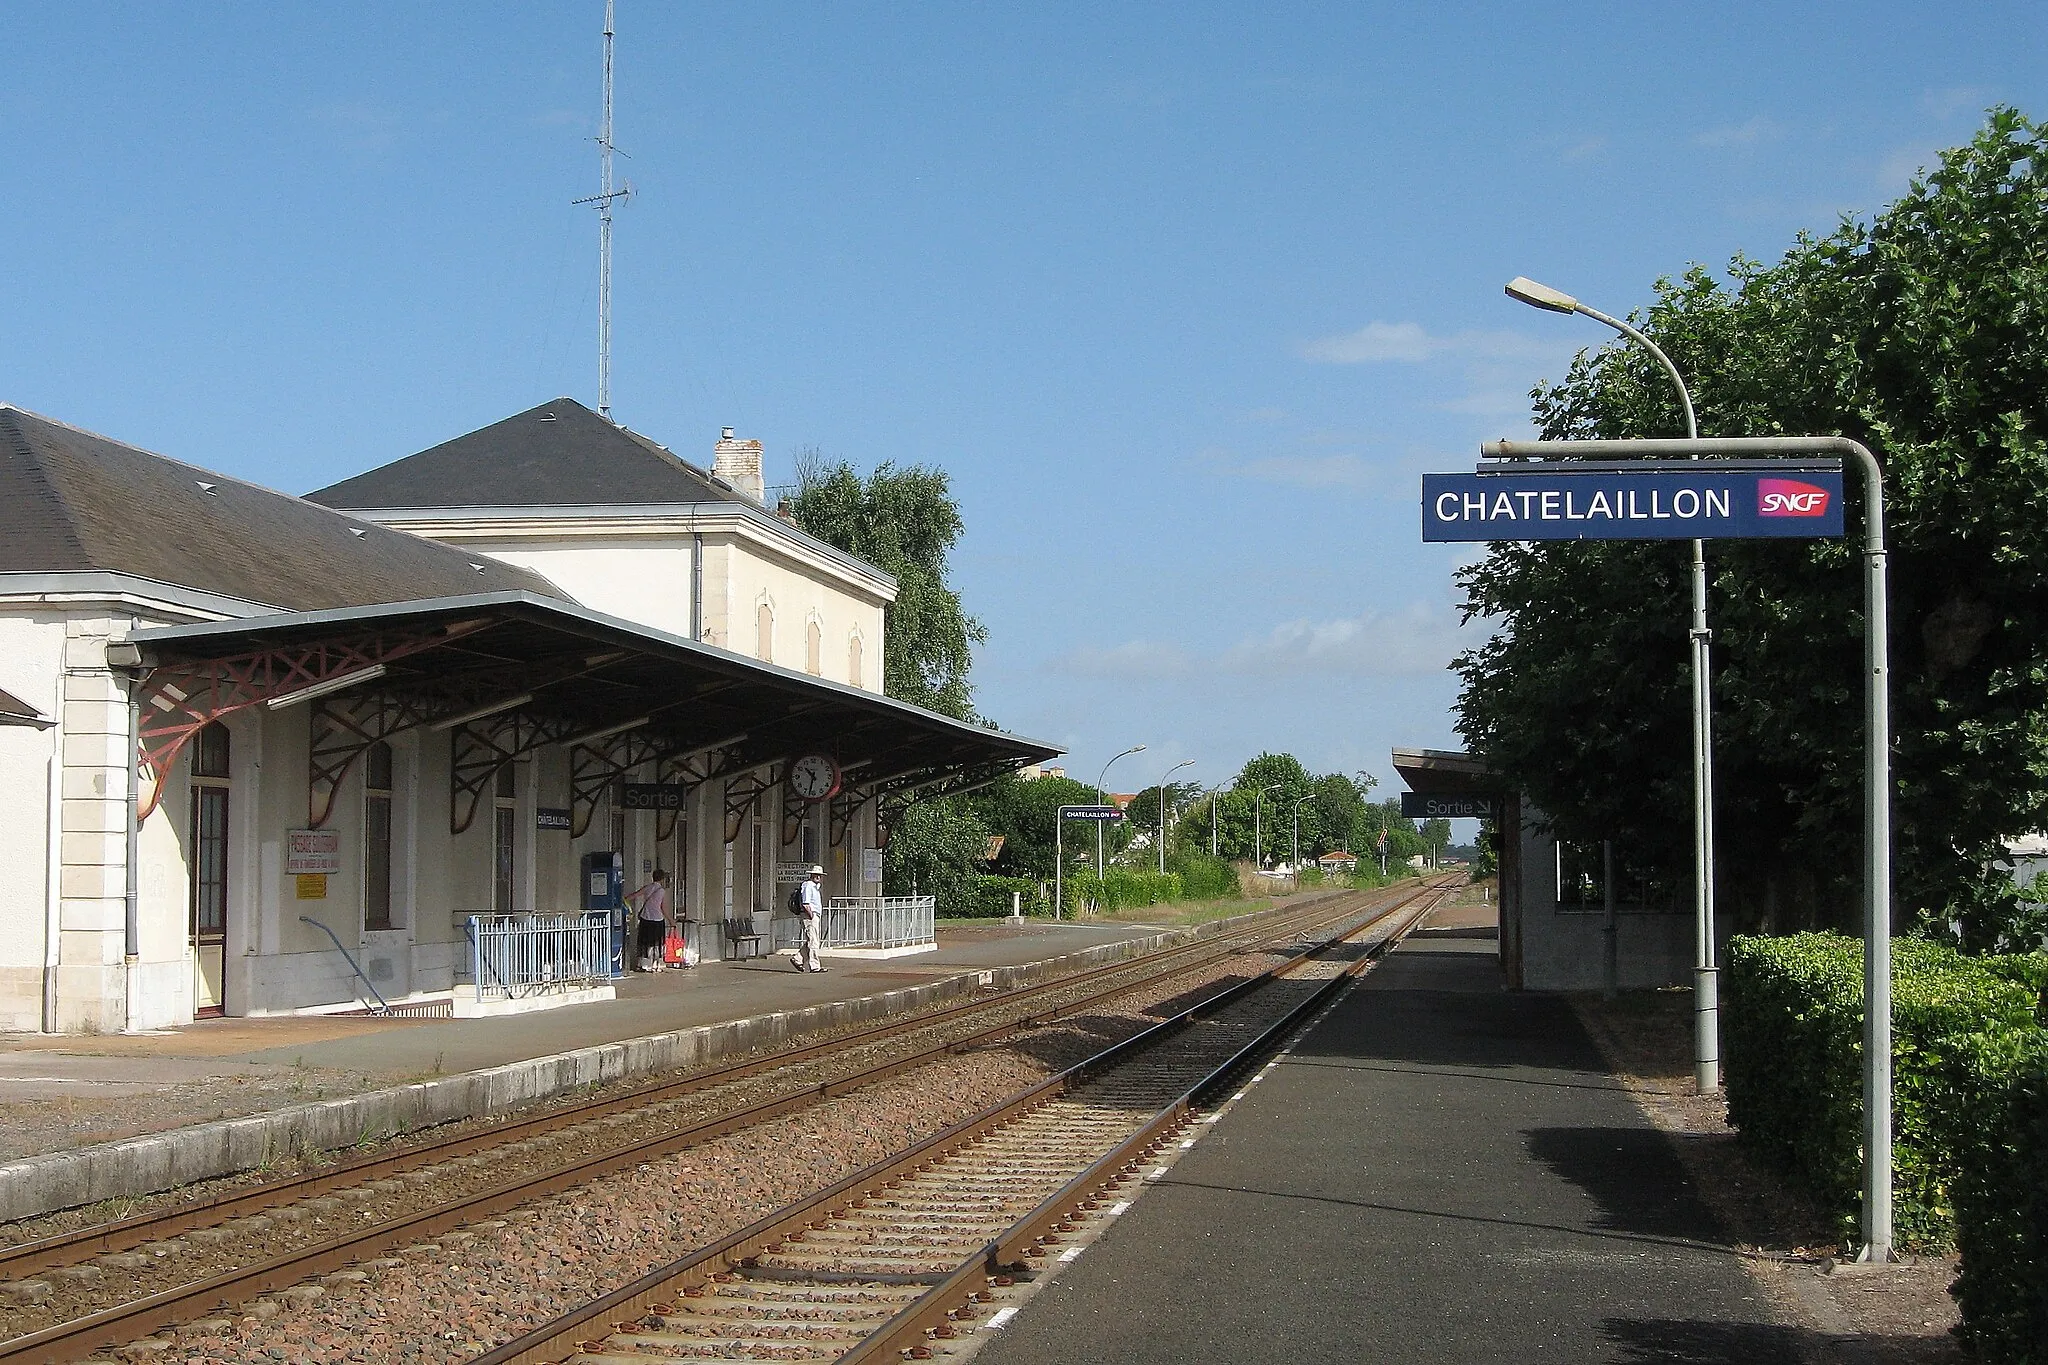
xmin=663 ymin=931 xmax=689 ymax=966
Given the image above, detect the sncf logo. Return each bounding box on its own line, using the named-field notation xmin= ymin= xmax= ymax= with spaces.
xmin=1758 ymin=478 xmax=1830 ymax=518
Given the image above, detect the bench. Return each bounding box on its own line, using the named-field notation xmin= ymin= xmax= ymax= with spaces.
xmin=723 ymin=916 xmax=767 ymax=960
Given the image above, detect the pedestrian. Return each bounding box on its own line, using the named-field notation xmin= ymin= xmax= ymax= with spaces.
xmin=789 ymin=864 xmax=827 ymax=973
xmin=625 ymin=869 xmax=671 ymax=972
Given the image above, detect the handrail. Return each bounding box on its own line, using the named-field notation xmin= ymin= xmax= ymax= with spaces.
xmin=297 ymin=916 xmax=389 ymax=1016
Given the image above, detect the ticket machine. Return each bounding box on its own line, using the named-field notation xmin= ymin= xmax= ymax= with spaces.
xmin=583 ymin=850 xmax=624 ymax=977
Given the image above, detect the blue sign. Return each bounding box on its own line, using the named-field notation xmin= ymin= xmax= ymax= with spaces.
xmin=1422 ymin=465 xmax=1844 ymax=542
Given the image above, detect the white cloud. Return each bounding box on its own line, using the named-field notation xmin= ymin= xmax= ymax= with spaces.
xmin=1693 ymin=116 xmax=1778 ymax=149
xmin=1876 ymin=141 xmax=1945 ymax=194
xmin=1298 ymin=322 xmax=1553 ymax=366
xmin=1054 ymin=604 xmax=1490 ymax=681
xmin=1559 ymin=136 xmax=1609 ymax=164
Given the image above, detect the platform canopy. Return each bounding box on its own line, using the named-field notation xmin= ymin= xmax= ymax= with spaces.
xmin=124 ymin=590 xmax=1059 ymax=829
xmin=1390 ymin=747 xmax=1501 ymax=796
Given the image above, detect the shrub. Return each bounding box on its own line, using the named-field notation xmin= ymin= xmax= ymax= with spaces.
xmin=1167 ymin=851 xmax=1240 ymax=901
xmin=1065 ymin=868 xmax=1183 ymax=915
xmin=1724 ymin=933 xmax=2042 ymax=1250
xmin=959 ymin=875 xmax=1046 ymax=919
xmin=1935 ymin=1025 xmax=2048 ymax=1363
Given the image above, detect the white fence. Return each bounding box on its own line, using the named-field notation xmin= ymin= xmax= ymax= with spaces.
xmin=771 ymin=896 xmax=937 ymax=954
xmin=464 ymin=911 xmax=615 ymax=1001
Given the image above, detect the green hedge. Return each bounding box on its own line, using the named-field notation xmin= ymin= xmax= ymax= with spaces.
xmin=1724 ymin=933 xmax=2044 ymax=1250
xmin=1169 ymin=852 xmax=1241 ymax=901
xmin=957 ymin=876 xmax=1047 ymax=919
xmin=1936 ymin=1025 xmax=2048 ymax=1363
xmin=1064 ymin=868 xmax=1183 ymax=915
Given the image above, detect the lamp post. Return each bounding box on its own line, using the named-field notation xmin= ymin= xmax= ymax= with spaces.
xmin=1156 ymin=759 xmax=1194 ymax=875
xmin=1210 ymin=787 xmax=1220 ymax=857
xmin=1254 ymin=783 xmax=1281 ymax=870
xmin=1291 ymin=796 xmax=1314 ymax=872
xmin=1095 ymin=745 xmax=1146 ymax=887
xmin=1505 ymin=276 xmax=1720 ymax=1098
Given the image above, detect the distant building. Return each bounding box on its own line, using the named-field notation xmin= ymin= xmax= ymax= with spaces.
xmin=1317 ymin=851 xmax=1359 ymax=871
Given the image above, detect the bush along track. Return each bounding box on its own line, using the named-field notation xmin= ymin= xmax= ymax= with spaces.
xmin=1723 ymin=931 xmax=2048 ymax=1362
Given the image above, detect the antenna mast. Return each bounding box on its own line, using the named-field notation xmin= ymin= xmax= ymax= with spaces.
xmin=574 ymin=0 xmax=631 ymax=419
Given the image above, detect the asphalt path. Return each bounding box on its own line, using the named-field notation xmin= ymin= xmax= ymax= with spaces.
xmin=973 ymin=914 xmax=1799 ymax=1364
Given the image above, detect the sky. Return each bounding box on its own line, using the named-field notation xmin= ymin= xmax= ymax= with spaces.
xmin=6 ymin=3 xmax=2045 ymax=832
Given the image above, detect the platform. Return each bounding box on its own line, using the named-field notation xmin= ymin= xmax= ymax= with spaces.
xmin=0 ymin=913 xmax=1217 ymax=1223
xmin=974 ymin=901 xmax=1799 ymax=1364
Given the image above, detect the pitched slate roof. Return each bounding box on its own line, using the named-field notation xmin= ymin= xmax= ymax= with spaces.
xmin=0 ymin=404 xmax=563 ymax=612
xmin=305 ymin=397 xmax=741 ymax=510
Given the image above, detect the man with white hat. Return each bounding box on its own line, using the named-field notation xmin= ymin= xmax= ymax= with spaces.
xmin=791 ymin=864 xmax=827 ymax=973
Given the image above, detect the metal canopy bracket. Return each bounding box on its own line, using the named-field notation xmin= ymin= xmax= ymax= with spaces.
xmin=450 ymin=712 xmax=579 ymax=835
xmin=135 ymin=626 xmax=468 ymax=820
xmin=722 ymin=767 xmax=775 ymax=844
xmin=308 ymin=695 xmax=433 ymax=827
xmin=569 ymin=732 xmax=666 ymax=838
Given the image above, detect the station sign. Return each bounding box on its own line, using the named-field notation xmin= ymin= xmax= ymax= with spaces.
xmin=536 ymin=807 xmax=572 ymax=832
xmin=285 ymin=828 xmax=341 ymax=875
xmin=1060 ymin=805 xmax=1125 ymax=821
xmin=1422 ymin=463 xmax=1844 ymax=542
xmin=620 ymin=783 xmax=688 ymax=810
xmin=1400 ymin=792 xmax=1499 ymax=820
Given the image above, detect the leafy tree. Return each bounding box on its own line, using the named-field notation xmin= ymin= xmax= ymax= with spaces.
xmin=973 ymin=772 xmax=1128 ymax=878
xmin=1124 ymin=781 xmax=1205 ymax=836
xmin=882 ymin=797 xmax=991 ymax=915
xmin=786 ymin=453 xmax=986 ymax=720
xmin=1455 ymin=108 xmax=2048 ymax=949
xmin=1419 ymin=818 xmax=1452 ymax=866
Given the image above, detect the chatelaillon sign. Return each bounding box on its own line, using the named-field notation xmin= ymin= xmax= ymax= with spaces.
xmin=1421 ymin=460 xmax=1844 ymax=542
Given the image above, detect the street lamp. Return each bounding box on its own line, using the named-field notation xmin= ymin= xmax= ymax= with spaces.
xmin=1291 ymin=796 xmax=1314 ymax=872
xmin=1254 ymin=783 xmax=1281 ymax=870
xmin=1096 ymin=744 xmax=1146 ymax=886
xmin=1506 ymin=276 xmax=1720 ymax=1098
xmin=1156 ymin=759 xmax=1195 ymax=875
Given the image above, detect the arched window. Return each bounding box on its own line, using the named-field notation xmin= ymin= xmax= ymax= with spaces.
xmin=364 ymin=741 xmax=394 ymax=931
xmin=849 ymin=634 xmax=864 ymax=689
xmin=756 ymin=603 xmax=774 ymax=662
xmin=805 ymin=618 xmax=822 ymax=675
xmin=189 ymin=722 xmax=231 ymax=1015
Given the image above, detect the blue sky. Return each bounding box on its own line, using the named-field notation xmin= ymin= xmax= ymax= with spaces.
xmin=6 ymin=3 xmax=2044 ymax=820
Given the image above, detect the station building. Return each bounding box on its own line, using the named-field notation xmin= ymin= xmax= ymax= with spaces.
xmin=1392 ymin=747 xmax=1690 ymax=991
xmin=1 ymin=398 xmax=1057 ymax=1033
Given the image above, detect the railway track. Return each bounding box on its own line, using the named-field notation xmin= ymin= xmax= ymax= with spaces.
xmin=0 ymin=879 xmax=1451 ymax=1362
xmin=476 ymin=878 xmax=1456 ymax=1364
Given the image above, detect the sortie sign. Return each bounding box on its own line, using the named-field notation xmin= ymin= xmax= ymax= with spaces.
xmin=1421 ymin=462 xmax=1844 ymax=542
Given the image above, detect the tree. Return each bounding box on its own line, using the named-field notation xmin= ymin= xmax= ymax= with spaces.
xmin=1455 ymin=108 xmax=2048 ymax=949
xmin=974 ymin=773 xmax=1128 ymax=879
xmin=785 ymin=453 xmax=986 ymax=720
xmin=1419 ymin=818 xmax=1452 ymax=867
xmin=882 ymin=797 xmax=990 ymax=916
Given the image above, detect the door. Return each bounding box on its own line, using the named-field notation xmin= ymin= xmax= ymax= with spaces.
xmin=188 ymin=723 xmax=231 ymax=1016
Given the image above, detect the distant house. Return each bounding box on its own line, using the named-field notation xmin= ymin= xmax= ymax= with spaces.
xmin=1317 ymin=851 xmax=1359 ymax=871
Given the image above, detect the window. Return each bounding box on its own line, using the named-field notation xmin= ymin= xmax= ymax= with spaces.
xmin=364 ymin=742 xmax=393 ymax=931
xmin=492 ymin=762 xmax=518 ymax=914
xmin=805 ymin=619 xmax=822 ymax=675
xmin=849 ymin=634 xmax=863 ymax=689
xmin=189 ymin=723 xmax=230 ymax=942
xmin=756 ymin=603 xmax=774 ymax=662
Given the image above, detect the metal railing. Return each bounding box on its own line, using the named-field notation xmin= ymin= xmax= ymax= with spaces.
xmin=770 ymin=896 xmax=937 ymax=953
xmin=464 ymin=911 xmax=614 ymax=1001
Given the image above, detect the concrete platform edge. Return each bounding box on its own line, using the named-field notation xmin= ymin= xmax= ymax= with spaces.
xmin=0 ymin=906 xmax=1299 ymax=1224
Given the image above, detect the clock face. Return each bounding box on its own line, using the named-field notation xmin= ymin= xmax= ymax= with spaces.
xmin=789 ymin=753 xmax=841 ymax=802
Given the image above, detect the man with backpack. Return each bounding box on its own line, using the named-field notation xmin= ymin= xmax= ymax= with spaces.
xmin=789 ymin=864 xmax=826 ymax=972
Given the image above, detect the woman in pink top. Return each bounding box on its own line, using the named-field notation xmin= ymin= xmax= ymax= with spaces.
xmin=626 ymin=869 xmax=671 ymax=971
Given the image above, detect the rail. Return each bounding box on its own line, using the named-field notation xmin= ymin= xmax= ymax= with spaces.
xmin=296 ymin=915 xmax=389 ymax=1016
xmin=772 ymin=895 xmax=937 ymax=952
xmin=463 ymin=911 xmax=613 ymax=1001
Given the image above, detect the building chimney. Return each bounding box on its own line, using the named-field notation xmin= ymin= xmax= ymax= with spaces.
xmin=712 ymin=427 xmax=766 ymax=503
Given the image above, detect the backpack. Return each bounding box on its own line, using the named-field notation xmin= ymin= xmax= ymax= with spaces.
xmin=788 ymin=884 xmax=806 ymax=916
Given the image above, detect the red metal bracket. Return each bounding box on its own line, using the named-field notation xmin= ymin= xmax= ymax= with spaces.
xmin=307 ymin=695 xmax=433 ymax=827
xmin=135 ymin=625 xmax=472 ymax=820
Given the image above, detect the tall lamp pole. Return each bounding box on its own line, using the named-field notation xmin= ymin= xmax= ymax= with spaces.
xmin=1505 ymin=276 xmax=1719 ymax=1097
xmin=1255 ymin=783 xmax=1281 ymax=871
xmin=1292 ymin=796 xmax=1314 ymax=872
xmin=1096 ymin=745 xmax=1146 ymax=885
xmin=1157 ymin=759 xmax=1194 ymax=875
